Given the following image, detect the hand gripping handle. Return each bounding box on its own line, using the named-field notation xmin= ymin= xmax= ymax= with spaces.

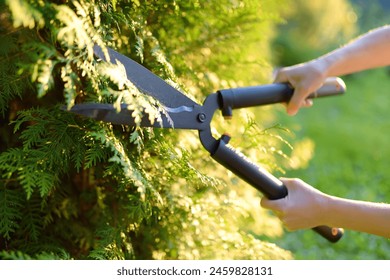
xmin=218 ymin=77 xmax=346 ymax=117
xmin=211 ymin=136 xmax=343 ymax=243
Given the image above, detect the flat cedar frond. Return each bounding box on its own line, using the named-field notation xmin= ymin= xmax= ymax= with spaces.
xmin=0 ymin=250 xmax=33 ymax=260
xmin=87 ymin=125 xmax=151 ymax=198
xmin=5 ymin=0 xmax=45 ymax=29
xmin=0 ymin=250 xmax=71 ymax=260
xmin=0 ymin=30 xmax=29 ymax=117
xmin=19 ymin=194 xmax=44 ymax=242
xmin=0 ymin=185 xmax=24 ymax=239
xmin=89 ymin=224 xmax=134 ymax=260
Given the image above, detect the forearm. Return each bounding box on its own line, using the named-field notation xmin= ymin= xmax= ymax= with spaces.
xmin=326 ymin=195 xmax=390 ymax=238
xmin=319 ymin=25 xmax=390 ymax=77
xmin=261 ymin=178 xmax=390 ymax=237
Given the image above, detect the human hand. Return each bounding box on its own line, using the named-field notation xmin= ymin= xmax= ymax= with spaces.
xmin=260 ymin=178 xmax=331 ymax=231
xmin=274 ymin=60 xmax=328 ymax=115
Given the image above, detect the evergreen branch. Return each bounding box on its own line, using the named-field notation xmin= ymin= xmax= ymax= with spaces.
xmin=0 ymin=250 xmax=32 ymax=260
xmin=19 ymin=194 xmax=44 ymax=242
xmin=5 ymin=0 xmax=45 ymax=29
xmin=0 ymin=184 xmax=24 ymax=239
xmin=0 ymin=250 xmax=71 ymax=260
xmin=88 ymin=125 xmax=151 ymax=197
xmin=89 ymin=225 xmax=133 ymax=260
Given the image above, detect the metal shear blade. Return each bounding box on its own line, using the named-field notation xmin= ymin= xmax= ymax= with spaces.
xmin=69 ymin=103 xmax=206 ymax=130
xmin=93 ymin=45 xmax=198 ymax=110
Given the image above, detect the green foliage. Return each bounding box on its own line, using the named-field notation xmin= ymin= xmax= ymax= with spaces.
xmin=0 ymin=185 xmax=24 ymax=239
xmin=0 ymin=249 xmax=71 ymax=260
xmin=0 ymin=0 xmax=295 ymax=260
xmin=350 ymin=0 xmax=390 ymax=32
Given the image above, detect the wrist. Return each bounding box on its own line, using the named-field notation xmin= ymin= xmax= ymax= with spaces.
xmin=302 ymin=58 xmax=331 ymax=84
xmin=317 ymin=45 xmax=352 ymax=77
xmin=312 ymin=54 xmax=338 ymax=78
xmin=314 ymin=192 xmax=335 ymax=227
xmin=319 ymin=194 xmax=339 ymax=227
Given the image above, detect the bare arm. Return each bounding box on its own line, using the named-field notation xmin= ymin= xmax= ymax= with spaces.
xmin=326 ymin=195 xmax=390 ymax=238
xmin=265 ymin=25 xmax=390 ymax=238
xmin=322 ymin=25 xmax=390 ymax=76
xmin=260 ymin=178 xmax=390 ymax=238
xmin=275 ymin=25 xmax=390 ymax=115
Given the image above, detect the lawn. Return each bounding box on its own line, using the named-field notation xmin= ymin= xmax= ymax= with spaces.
xmin=268 ymin=68 xmax=390 ymax=259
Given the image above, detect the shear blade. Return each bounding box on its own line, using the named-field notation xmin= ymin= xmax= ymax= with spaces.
xmin=93 ymin=45 xmax=199 ymax=110
xmin=69 ymin=103 xmax=204 ymax=130
xmin=69 ymin=103 xmax=164 ymax=127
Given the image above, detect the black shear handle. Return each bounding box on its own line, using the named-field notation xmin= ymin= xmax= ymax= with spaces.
xmin=218 ymin=77 xmax=346 ymax=117
xmin=211 ymin=137 xmax=343 ymax=243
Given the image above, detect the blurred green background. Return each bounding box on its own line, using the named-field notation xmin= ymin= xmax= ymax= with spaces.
xmin=267 ymin=0 xmax=390 ymax=259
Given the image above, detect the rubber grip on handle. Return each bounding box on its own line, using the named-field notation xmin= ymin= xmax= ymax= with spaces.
xmin=211 ymin=136 xmax=287 ymax=200
xmin=218 ymin=77 xmax=346 ymax=117
xmin=211 ymin=137 xmax=343 ymax=243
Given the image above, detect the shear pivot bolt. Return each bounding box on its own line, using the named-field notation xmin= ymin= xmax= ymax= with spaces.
xmin=221 ymin=134 xmax=231 ymax=144
xmin=197 ymin=113 xmax=207 ymax=122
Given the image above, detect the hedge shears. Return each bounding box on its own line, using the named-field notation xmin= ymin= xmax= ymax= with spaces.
xmin=69 ymin=46 xmax=345 ymax=242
